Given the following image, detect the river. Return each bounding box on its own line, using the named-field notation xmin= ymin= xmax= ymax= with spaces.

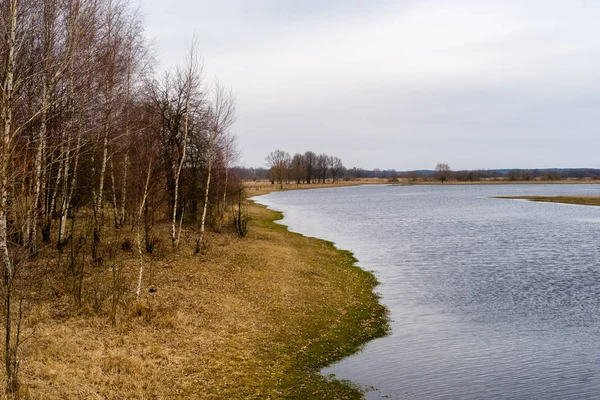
xmin=255 ymin=184 xmax=600 ymax=400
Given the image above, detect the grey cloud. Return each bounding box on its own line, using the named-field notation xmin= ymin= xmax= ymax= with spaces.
xmin=145 ymin=0 xmax=600 ymax=170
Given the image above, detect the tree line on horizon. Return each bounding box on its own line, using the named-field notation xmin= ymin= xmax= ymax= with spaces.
xmin=428 ymin=166 xmax=600 ymax=182
xmin=265 ymin=150 xmax=345 ymax=187
xmin=0 ymin=0 xmax=242 ymax=392
xmin=236 ymin=164 xmax=600 ymax=183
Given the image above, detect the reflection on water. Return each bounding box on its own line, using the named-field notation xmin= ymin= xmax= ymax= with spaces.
xmin=255 ymin=184 xmax=600 ymax=400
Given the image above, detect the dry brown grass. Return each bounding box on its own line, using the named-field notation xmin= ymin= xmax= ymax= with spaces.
xmin=245 ymin=179 xmax=389 ymax=196
xmin=8 ymin=200 xmax=387 ymax=399
xmin=495 ymin=196 xmax=600 ymax=206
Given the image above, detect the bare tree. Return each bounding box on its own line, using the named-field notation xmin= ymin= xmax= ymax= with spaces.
xmin=118 ymin=16 xmax=149 ymax=228
xmin=171 ymin=40 xmax=202 ymax=248
xmin=316 ymin=153 xmax=328 ymax=183
xmin=135 ymin=153 xmax=152 ymax=301
xmin=220 ymin=132 xmax=238 ymax=213
xmin=26 ymin=0 xmax=81 ymax=251
xmin=290 ymin=153 xmax=304 ymax=184
xmin=196 ymin=81 xmax=235 ymax=253
xmin=0 ymin=0 xmax=241 ymax=390
xmin=330 ymin=156 xmax=344 ymax=182
xmin=266 ymin=150 xmax=291 ymax=188
xmin=0 ymin=0 xmax=19 ymax=390
xmin=303 ymin=151 xmax=316 ymax=184
xmin=57 ymin=2 xmax=100 ymax=244
xmin=435 ymin=162 xmax=452 ymax=184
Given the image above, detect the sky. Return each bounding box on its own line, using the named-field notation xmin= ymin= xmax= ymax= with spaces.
xmin=143 ymin=0 xmax=600 ymax=171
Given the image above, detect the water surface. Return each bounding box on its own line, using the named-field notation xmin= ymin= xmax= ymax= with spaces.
xmin=255 ymin=184 xmax=600 ymax=400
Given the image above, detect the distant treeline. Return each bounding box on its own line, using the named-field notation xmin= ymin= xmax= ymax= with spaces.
xmin=261 ymin=150 xmax=346 ymax=186
xmin=235 ymin=166 xmax=600 ymax=182
xmin=411 ymin=168 xmax=600 ymax=182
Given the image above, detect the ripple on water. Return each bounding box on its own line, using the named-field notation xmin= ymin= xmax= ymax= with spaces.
xmin=255 ymin=184 xmax=600 ymax=400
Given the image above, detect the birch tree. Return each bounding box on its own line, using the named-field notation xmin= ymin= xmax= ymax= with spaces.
xmin=135 ymin=153 xmax=152 ymax=301
xmin=91 ymin=0 xmax=117 ymax=257
xmin=0 ymin=0 xmax=240 ymax=388
xmin=196 ymin=82 xmax=235 ymax=253
xmin=56 ymin=0 xmax=98 ymax=244
xmin=220 ymin=133 xmax=238 ymax=214
xmin=171 ymin=41 xmax=201 ymax=248
xmin=1 ymin=0 xmax=27 ymax=391
xmin=0 ymin=0 xmax=18 ymax=277
xmin=26 ymin=0 xmax=80 ymax=252
xmin=90 ymin=0 xmax=140 ymax=257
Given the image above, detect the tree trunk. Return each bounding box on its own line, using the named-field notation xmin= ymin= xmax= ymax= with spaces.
xmin=28 ymin=82 xmax=50 ymax=253
xmin=171 ymin=46 xmax=195 ymax=248
xmin=222 ymin=151 xmax=228 ymax=212
xmin=136 ymin=159 xmax=152 ymax=301
xmin=110 ymin=159 xmax=118 ymax=228
xmin=58 ymin=73 xmax=75 ymax=244
xmin=93 ymin=1 xmax=115 ymax=258
xmin=97 ymin=103 xmax=110 ymax=221
xmin=46 ymin=127 xmax=67 ymax=243
xmin=120 ymin=152 xmax=128 ymax=226
xmin=1 ymin=1 xmax=18 ymax=392
xmin=196 ymin=134 xmax=215 ymax=253
xmin=120 ymin=58 xmax=132 ymax=228
xmin=63 ymin=100 xmax=83 ymax=238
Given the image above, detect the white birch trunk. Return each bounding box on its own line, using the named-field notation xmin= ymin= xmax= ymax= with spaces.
xmin=110 ymin=159 xmax=118 ymax=228
xmin=94 ymin=0 xmax=114 ymax=243
xmin=57 ymin=136 xmax=70 ymax=243
xmin=64 ymin=99 xmax=83 ymax=235
xmin=120 ymin=153 xmax=128 ymax=226
xmin=171 ymin=48 xmax=196 ymax=248
xmin=120 ymin=50 xmax=132 ymax=228
xmin=58 ymin=72 xmax=75 ymax=243
xmin=97 ymin=103 xmax=110 ymax=221
xmin=0 ymin=0 xmax=18 ymax=279
xmin=28 ymin=83 xmax=50 ymax=253
xmin=177 ymin=206 xmax=184 ymax=245
xmin=222 ymin=150 xmax=229 ymax=216
xmin=48 ymin=128 xmax=67 ymax=236
xmin=196 ymin=82 xmax=236 ymax=251
xmin=135 ymin=159 xmax=152 ymax=301
xmin=197 ymin=134 xmax=215 ymax=251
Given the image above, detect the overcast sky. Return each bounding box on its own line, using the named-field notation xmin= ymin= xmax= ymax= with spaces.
xmin=144 ymin=0 xmax=600 ymax=170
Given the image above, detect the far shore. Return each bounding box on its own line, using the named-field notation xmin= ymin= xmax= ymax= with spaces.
xmin=246 ymin=178 xmax=600 ymax=197
xmin=494 ymin=196 xmax=600 ymax=206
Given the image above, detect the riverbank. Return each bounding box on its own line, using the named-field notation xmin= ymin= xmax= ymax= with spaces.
xmin=247 ymin=179 xmax=600 ymax=197
xmin=495 ymin=196 xmax=600 ymax=206
xmin=391 ymin=179 xmax=600 ymax=186
xmin=13 ymin=194 xmax=388 ymax=398
xmin=246 ymin=179 xmax=389 ymax=196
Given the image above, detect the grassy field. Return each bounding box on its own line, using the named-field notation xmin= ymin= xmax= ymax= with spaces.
xmin=13 ymin=198 xmax=388 ymax=399
xmin=495 ymin=196 xmax=600 ymax=206
xmin=245 ymin=179 xmax=389 ymax=196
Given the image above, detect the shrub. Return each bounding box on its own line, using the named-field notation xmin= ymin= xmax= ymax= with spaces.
xmin=121 ymin=237 xmax=133 ymax=251
xmin=145 ymin=236 xmax=159 ymax=254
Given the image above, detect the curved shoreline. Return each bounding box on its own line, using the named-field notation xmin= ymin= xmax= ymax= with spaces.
xmin=250 ymin=196 xmax=390 ymax=398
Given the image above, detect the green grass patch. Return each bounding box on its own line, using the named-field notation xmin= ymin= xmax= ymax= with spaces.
xmin=244 ymin=202 xmax=390 ymax=399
